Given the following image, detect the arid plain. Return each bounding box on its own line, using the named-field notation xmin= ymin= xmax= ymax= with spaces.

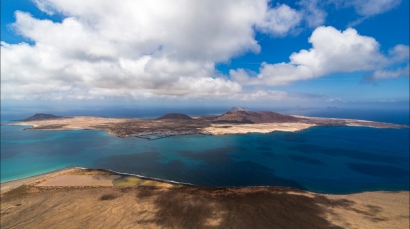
xmin=1 ymin=168 xmax=409 ymax=229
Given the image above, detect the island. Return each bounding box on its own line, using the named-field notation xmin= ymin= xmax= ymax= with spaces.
xmin=7 ymin=108 xmax=408 ymax=140
xmin=2 ymin=108 xmax=409 ymax=228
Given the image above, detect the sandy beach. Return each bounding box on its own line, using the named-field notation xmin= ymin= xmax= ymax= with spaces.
xmin=203 ymin=123 xmax=315 ymax=135
xmin=0 ymin=168 xmax=78 ymax=194
xmin=11 ymin=116 xmax=129 ymax=130
xmin=1 ymin=168 xmax=409 ymax=229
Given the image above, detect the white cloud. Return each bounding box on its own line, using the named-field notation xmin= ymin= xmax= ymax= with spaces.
xmin=256 ymin=4 xmax=303 ymax=36
xmin=255 ymin=0 xmax=330 ymax=36
xmin=19 ymin=0 xmax=267 ymax=63
xmin=363 ymin=64 xmax=409 ymax=83
xmin=330 ymin=0 xmax=401 ymax=26
xmin=297 ymin=0 xmax=327 ymax=28
xmin=2 ymin=0 xmax=269 ymax=100
xmin=350 ymin=0 xmax=401 ymax=16
xmin=1 ymin=0 xmax=342 ymax=99
xmin=2 ymin=1 xmax=404 ymax=102
xmin=33 ymin=0 xmax=55 ymax=15
xmin=2 ymin=0 xmax=323 ymax=101
xmin=232 ymin=26 xmax=398 ymax=85
xmin=389 ymin=44 xmax=410 ymax=62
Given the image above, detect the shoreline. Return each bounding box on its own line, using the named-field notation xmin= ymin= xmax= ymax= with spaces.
xmin=0 ymin=167 xmax=78 ymax=194
xmin=1 ymin=167 xmax=409 ymax=229
xmin=2 ymin=167 xmax=409 ymax=195
xmin=8 ymin=121 xmax=405 ymax=141
xmin=5 ymin=113 xmax=408 ymax=139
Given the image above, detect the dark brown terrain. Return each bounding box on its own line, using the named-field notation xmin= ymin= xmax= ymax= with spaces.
xmin=1 ymin=184 xmax=408 ymax=229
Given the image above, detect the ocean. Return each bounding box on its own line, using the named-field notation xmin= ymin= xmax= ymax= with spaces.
xmin=1 ymin=107 xmax=409 ymax=194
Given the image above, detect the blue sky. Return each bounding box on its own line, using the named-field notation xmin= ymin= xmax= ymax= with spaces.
xmin=1 ymin=0 xmax=409 ymax=109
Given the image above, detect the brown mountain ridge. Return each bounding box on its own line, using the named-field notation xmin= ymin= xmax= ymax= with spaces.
xmin=213 ymin=111 xmax=300 ymax=124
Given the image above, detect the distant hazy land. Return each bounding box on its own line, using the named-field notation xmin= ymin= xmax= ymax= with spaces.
xmin=7 ymin=108 xmax=408 ymax=140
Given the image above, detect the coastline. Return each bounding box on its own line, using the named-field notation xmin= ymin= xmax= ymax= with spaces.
xmin=0 ymin=167 xmax=180 ymax=194
xmin=0 ymin=167 xmax=79 ymax=194
xmin=6 ymin=113 xmax=408 ymax=140
xmin=1 ymin=167 xmax=409 ymax=229
xmin=2 ymin=167 xmax=409 ymax=195
xmin=1 ymin=168 xmax=297 ymax=193
xmin=2 ymin=113 xmax=409 ymax=228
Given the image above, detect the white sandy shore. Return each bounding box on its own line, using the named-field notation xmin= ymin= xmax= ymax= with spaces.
xmin=1 ymin=168 xmax=176 ymax=193
xmin=203 ymin=123 xmax=315 ymax=135
xmin=0 ymin=168 xmax=77 ymax=194
xmin=37 ymin=175 xmax=121 ymax=187
xmin=11 ymin=116 xmax=129 ymax=130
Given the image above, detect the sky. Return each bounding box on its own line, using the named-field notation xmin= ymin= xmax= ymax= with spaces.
xmin=1 ymin=0 xmax=409 ymax=110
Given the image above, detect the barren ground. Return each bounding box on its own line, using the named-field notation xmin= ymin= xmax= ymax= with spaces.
xmin=1 ymin=169 xmax=409 ymax=229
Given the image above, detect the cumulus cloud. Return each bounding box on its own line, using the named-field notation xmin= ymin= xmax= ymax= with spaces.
xmin=2 ymin=0 xmax=267 ymax=100
xmin=231 ymin=26 xmax=408 ymax=86
xmin=255 ymin=0 xmax=329 ymax=36
xmin=1 ymin=1 xmax=404 ymax=101
xmin=256 ymin=4 xmax=303 ymax=36
xmin=297 ymin=0 xmax=327 ymax=28
xmin=389 ymin=44 xmax=410 ymax=62
xmin=2 ymin=0 xmax=325 ymax=101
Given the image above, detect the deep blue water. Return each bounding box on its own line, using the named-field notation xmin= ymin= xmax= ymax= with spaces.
xmin=1 ymin=112 xmax=409 ymax=194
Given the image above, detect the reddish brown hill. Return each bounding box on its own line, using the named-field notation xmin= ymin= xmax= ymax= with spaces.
xmin=214 ymin=111 xmax=300 ymax=124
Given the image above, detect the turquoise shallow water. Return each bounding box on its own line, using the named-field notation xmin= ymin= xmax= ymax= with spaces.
xmin=1 ymin=124 xmax=409 ymax=194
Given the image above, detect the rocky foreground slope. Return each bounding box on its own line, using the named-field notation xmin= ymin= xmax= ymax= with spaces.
xmin=1 ymin=168 xmax=409 ymax=229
